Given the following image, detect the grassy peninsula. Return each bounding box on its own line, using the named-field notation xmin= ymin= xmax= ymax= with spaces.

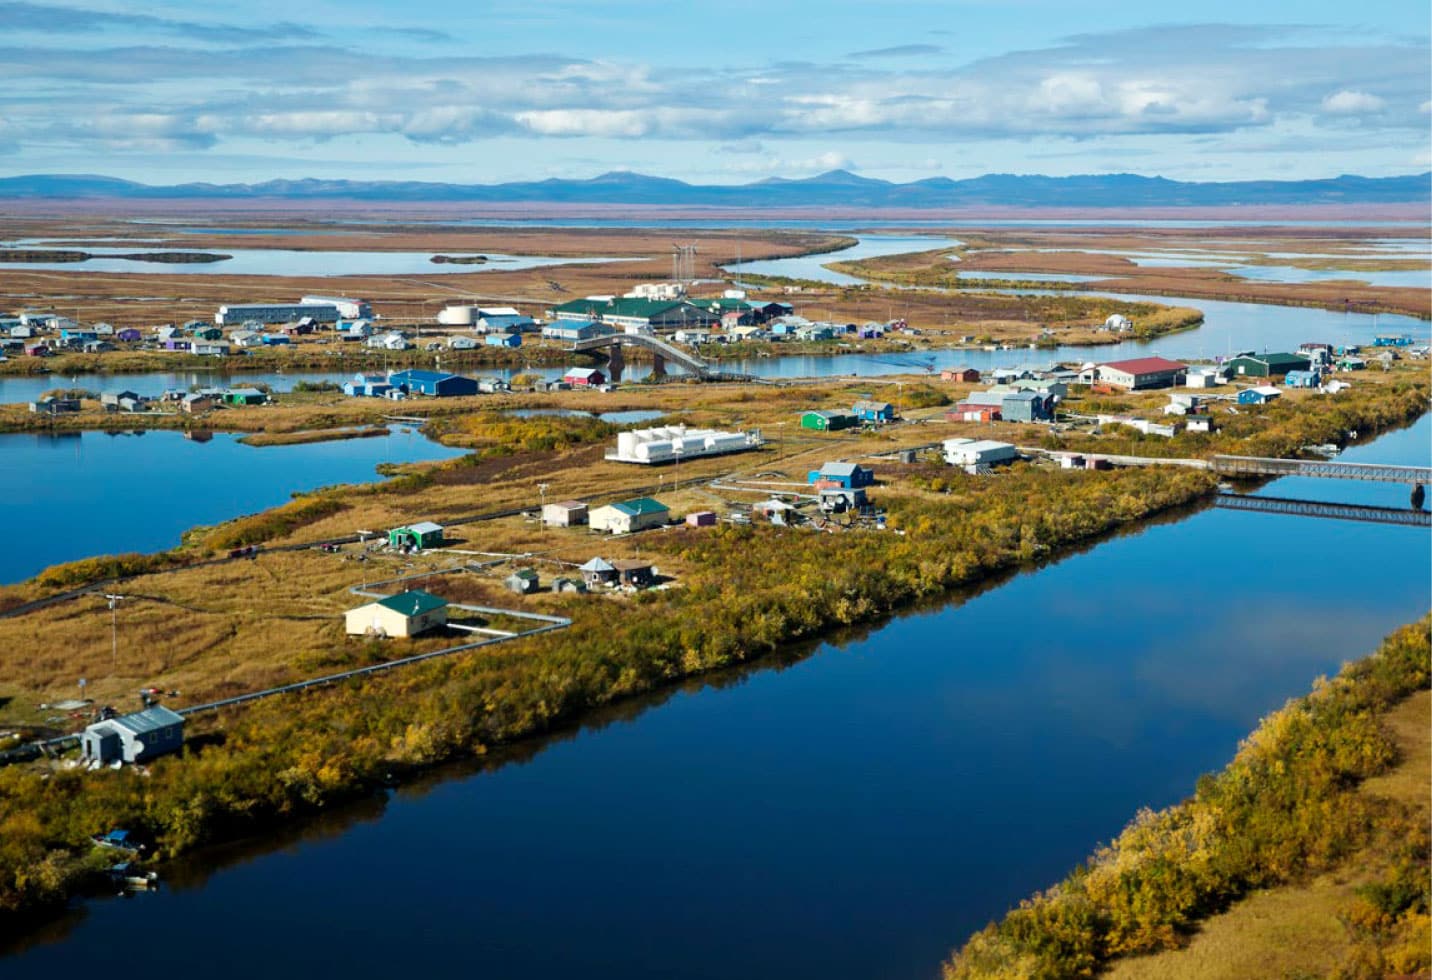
xmin=0 ymin=358 xmax=1425 ymax=931
xmin=945 ymin=617 xmax=1431 ymax=980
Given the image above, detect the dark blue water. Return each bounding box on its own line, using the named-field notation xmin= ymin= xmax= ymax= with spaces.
xmin=5 ymin=415 xmax=1426 ymax=979
xmin=0 ymin=426 xmax=465 ymax=583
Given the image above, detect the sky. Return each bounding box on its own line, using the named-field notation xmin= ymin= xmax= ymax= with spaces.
xmin=0 ymin=0 xmax=1428 ymax=185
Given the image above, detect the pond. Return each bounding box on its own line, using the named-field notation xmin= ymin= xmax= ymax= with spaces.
xmin=0 ymin=242 xmax=639 ymax=276
xmin=0 ymin=426 xmax=467 ymax=583
xmin=5 ymin=415 xmax=1426 ymax=979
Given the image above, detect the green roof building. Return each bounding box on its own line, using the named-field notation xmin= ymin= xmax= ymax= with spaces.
xmin=1225 ymin=352 xmax=1311 ymax=378
xmin=801 ymin=410 xmax=858 ymax=432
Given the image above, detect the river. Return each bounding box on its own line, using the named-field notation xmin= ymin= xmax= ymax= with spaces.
xmin=0 ymin=426 xmax=466 ymax=583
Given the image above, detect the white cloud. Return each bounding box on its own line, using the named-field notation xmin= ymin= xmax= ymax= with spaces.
xmin=1321 ymin=89 xmax=1385 ymax=114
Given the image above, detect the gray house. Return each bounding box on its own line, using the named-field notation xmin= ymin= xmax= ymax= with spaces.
xmin=505 ymin=569 xmax=540 ymax=594
xmin=82 ymin=705 xmax=185 ymax=764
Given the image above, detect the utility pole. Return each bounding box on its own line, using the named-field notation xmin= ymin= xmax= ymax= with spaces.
xmin=538 ymin=483 xmax=549 ymax=533
xmin=105 ymin=594 xmax=124 ymax=671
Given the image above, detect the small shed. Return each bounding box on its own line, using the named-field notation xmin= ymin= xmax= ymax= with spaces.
xmin=388 ymin=521 xmax=444 ymax=550
xmin=563 ymin=367 xmax=606 ymax=387
xmin=345 ymin=590 xmax=448 ymax=638
xmin=579 ymin=557 xmax=618 ymax=588
xmin=610 ymin=559 xmax=655 ymax=588
xmin=1284 ymin=370 xmax=1321 ymax=388
xmin=82 ymin=705 xmax=185 ymax=765
xmin=181 ymin=394 xmax=213 ymax=414
xmin=686 ymin=510 xmax=717 ymax=527
xmin=486 ymin=333 xmax=522 ymax=347
xmin=542 ymin=500 xmax=589 ymax=527
xmin=1186 ymin=415 xmax=1214 ymax=433
xmin=505 ymin=569 xmax=540 ymax=594
xmin=941 ymin=367 xmax=981 ymax=383
xmin=224 ymin=388 xmax=268 ymax=406
xmin=947 ymin=404 xmax=1000 ymax=423
xmin=552 ymin=577 xmax=587 ymax=594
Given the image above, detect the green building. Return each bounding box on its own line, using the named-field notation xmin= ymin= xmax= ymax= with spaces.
xmin=388 ymin=521 xmax=445 ymax=550
xmin=800 ymin=410 xmax=858 ymax=432
xmin=1225 ymin=352 xmax=1311 ymax=378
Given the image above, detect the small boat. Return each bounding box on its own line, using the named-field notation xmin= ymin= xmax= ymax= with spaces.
xmin=107 ymin=861 xmax=159 ymax=890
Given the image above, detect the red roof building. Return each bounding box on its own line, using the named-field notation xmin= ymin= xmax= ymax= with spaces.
xmin=1097 ymin=357 xmax=1187 ymax=390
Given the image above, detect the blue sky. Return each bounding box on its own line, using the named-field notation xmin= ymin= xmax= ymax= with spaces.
xmin=0 ymin=0 xmax=1427 ymax=184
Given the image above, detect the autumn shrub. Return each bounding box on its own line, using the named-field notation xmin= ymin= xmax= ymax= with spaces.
xmin=944 ymin=617 xmax=1432 ymax=980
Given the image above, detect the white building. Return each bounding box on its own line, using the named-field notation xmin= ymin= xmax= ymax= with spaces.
xmin=300 ymin=295 xmax=372 ymax=320
xmin=605 ymin=425 xmax=763 ymax=465
xmin=943 ymin=438 xmax=1017 ymax=471
xmin=626 ymin=282 xmax=686 ymax=300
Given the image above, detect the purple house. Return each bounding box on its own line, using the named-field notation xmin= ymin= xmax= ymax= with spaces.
xmin=116 ymin=328 xmax=142 ymax=342
xmin=163 ymin=338 xmax=192 ymax=351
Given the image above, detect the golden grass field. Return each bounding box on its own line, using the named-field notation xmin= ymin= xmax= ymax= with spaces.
xmin=1106 ymin=689 xmax=1431 ymax=980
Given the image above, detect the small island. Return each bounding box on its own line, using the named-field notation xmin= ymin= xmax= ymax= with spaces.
xmin=430 ymin=254 xmax=489 ymax=265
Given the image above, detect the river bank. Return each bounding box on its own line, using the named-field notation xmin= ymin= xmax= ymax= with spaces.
xmin=1 ymin=364 xmax=1428 ymax=926
xmin=945 ymin=617 xmax=1432 ymax=980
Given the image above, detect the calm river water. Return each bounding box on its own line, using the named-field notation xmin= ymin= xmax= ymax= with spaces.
xmin=0 ymin=426 xmax=465 ymax=583
xmin=3 ymin=414 xmax=1427 ymax=979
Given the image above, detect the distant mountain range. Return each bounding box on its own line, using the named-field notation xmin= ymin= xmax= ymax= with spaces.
xmin=0 ymin=170 xmax=1427 ymax=207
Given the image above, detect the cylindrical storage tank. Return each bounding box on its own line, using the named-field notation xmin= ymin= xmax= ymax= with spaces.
xmin=437 ymin=306 xmax=477 ymax=326
xmin=617 ymin=432 xmax=639 ymax=457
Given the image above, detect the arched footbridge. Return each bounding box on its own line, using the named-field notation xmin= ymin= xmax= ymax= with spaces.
xmin=571 ymin=333 xmax=754 ymax=382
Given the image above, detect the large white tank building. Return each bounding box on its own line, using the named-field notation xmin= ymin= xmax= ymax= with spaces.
xmin=607 ymin=425 xmax=763 ymax=465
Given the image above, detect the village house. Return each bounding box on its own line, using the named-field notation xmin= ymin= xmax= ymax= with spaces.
xmin=563 ymin=367 xmax=606 ymax=387
xmin=579 ymin=557 xmax=618 ymax=588
xmin=941 ymin=367 xmax=981 ymax=383
xmin=943 ymin=438 xmax=1018 ymax=471
xmin=82 ymin=705 xmax=185 ymax=765
xmin=388 ymin=370 xmax=478 ymax=397
xmin=1237 ymin=386 xmax=1283 ymax=405
xmin=800 ymin=410 xmax=858 ymax=432
xmin=388 ymin=522 xmax=444 ymax=550
xmin=1225 ymin=352 xmax=1311 ymax=378
xmin=852 ymin=399 xmax=895 ymax=424
xmin=345 ymin=590 xmax=448 ymax=638
xmin=808 ymin=461 xmax=875 ymax=489
xmin=589 ymin=497 xmax=670 ymax=534
xmin=1095 ymin=356 xmax=1187 ymax=390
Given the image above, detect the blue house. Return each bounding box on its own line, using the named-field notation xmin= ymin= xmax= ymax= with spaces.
xmin=1284 ymin=369 xmax=1321 ymax=388
xmin=486 ymin=333 xmax=522 ymax=347
xmin=808 ymin=461 xmax=875 ymax=489
xmin=1237 ymin=386 xmax=1282 ymax=405
xmin=388 ymin=370 xmax=479 ymax=397
xmin=852 ymin=399 xmax=895 ymax=423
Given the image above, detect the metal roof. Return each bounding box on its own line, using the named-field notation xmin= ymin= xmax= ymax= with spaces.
xmin=390 ymin=369 xmax=466 ymax=384
xmin=406 ymin=521 xmax=444 ymax=535
xmin=373 ymin=590 xmax=448 ymax=617
xmin=612 ymin=497 xmax=669 ymax=517
xmin=1100 ymin=356 xmax=1187 ymax=374
xmin=818 ymin=462 xmax=865 ymax=477
xmin=579 ymin=557 xmax=616 ymax=572
xmin=111 ymin=705 xmax=184 ymax=736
